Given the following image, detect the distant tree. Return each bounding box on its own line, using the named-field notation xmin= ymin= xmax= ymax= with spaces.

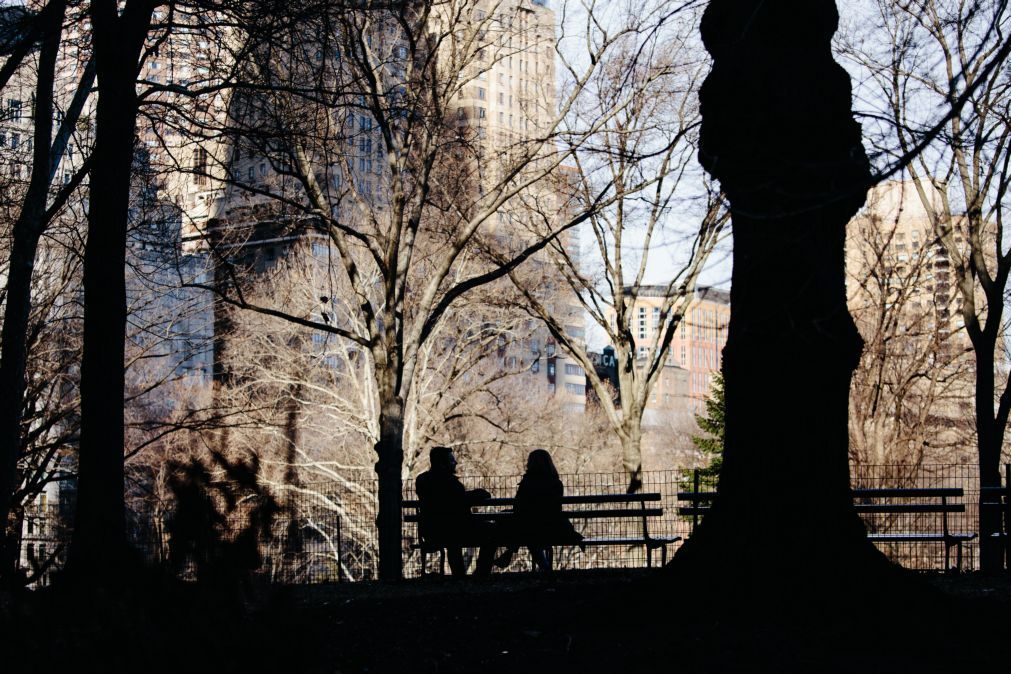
xmin=691 ymin=370 xmax=724 ymax=480
xmin=845 ymin=184 xmax=975 ymax=477
xmin=184 ymin=0 xmax=703 ymax=579
xmin=846 ymin=0 xmax=1011 ymax=571
xmin=505 ymin=17 xmax=728 ymax=491
xmin=0 ymin=0 xmax=94 ymax=584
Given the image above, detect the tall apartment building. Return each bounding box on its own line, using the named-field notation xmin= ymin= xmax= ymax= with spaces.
xmin=846 ymin=180 xmax=964 ymax=341
xmin=618 ymin=285 xmax=730 ymax=416
xmin=602 ymin=286 xmax=731 ymax=422
xmin=845 ymin=179 xmax=978 ymax=464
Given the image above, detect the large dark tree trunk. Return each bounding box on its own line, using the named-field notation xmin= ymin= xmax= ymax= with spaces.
xmin=0 ymin=0 xmax=66 ymax=584
xmin=66 ymin=0 xmax=154 ymax=582
xmin=675 ymin=0 xmax=881 ymax=583
xmin=974 ymin=340 xmax=1004 ymax=571
xmin=374 ymin=384 xmax=404 ymax=581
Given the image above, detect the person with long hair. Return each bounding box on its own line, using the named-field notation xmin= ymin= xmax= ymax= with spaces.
xmin=497 ymin=449 xmax=583 ymax=572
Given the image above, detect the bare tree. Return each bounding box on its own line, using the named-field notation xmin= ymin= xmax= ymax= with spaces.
xmin=503 ymin=21 xmax=727 ymax=490
xmin=847 ymin=0 xmax=1011 ymax=569
xmin=0 ymin=0 xmax=95 ymax=582
xmin=69 ymin=0 xmax=167 ymax=580
xmin=178 ymin=0 xmax=703 ymax=579
xmin=847 ymin=182 xmax=976 ymax=475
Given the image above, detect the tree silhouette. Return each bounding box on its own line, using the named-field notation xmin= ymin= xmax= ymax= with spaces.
xmin=675 ymin=0 xmax=883 ymax=584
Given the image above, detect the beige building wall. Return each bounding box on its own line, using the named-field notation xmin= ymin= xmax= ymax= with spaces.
xmin=611 ymin=285 xmax=730 ymax=419
xmin=845 ymin=179 xmax=964 ymax=343
xmin=845 ymin=179 xmax=979 ymax=464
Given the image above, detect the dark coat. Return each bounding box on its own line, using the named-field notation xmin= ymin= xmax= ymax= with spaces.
xmin=416 ymin=469 xmax=487 ymax=544
xmin=512 ymin=473 xmax=583 ymax=546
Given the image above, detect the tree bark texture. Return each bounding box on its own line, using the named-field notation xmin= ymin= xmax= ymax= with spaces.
xmin=677 ymin=0 xmax=880 ymax=581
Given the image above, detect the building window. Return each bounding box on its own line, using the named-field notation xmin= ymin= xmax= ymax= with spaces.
xmin=8 ymin=98 xmax=22 ymax=121
xmin=652 ymin=307 xmax=660 ymax=330
xmin=565 ymin=383 xmax=585 ymax=395
xmin=477 ymin=107 xmax=486 ymax=119
xmin=478 ymin=87 xmax=486 ymax=100
xmin=564 ymin=363 xmax=584 ymax=376
xmin=638 ymin=306 xmax=647 ymax=339
xmin=531 ymin=359 xmax=540 ymax=373
xmin=193 ymin=147 xmax=208 ymax=185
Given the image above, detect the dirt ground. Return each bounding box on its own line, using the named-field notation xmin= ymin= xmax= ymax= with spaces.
xmin=4 ymin=568 xmax=1010 ymax=673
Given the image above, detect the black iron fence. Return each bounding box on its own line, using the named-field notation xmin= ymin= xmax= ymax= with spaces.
xmin=13 ymin=463 xmax=1010 ymax=585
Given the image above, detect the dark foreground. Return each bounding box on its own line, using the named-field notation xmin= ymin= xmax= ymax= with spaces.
xmin=3 ymin=568 xmax=1009 ymax=673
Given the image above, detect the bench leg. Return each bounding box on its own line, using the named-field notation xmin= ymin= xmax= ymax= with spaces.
xmin=647 ymin=544 xmax=653 ymax=569
xmin=421 ymin=549 xmax=427 ymax=577
xmin=956 ymin=542 xmax=963 ymax=573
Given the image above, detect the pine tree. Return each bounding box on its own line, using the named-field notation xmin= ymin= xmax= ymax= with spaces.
xmin=692 ymin=371 xmax=725 ymax=480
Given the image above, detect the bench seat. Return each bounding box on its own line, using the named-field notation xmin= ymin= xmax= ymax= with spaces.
xmin=404 ymin=491 xmax=676 ymax=575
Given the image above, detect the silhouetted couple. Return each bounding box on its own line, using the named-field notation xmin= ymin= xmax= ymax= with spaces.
xmin=415 ymin=446 xmax=583 ymax=576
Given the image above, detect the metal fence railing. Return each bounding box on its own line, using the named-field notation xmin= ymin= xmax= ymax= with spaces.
xmin=12 ymin=463 xmax=1007 ymax=585
xmin=850 ymin=463 xmax=982 ymax=571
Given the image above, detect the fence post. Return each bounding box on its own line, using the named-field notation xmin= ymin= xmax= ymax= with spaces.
xmin=692 ymin=469 xmax=700 ymax=532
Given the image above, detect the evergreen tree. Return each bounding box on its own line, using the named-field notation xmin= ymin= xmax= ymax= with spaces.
xmin=692 ymin=371 xmax=724 ymax=479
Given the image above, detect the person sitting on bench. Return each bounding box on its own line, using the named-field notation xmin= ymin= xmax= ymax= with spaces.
xmin=415 ymin=446 xmax=498 ymax=576
xmin=497 ymin=449 xmax=584 ymax=572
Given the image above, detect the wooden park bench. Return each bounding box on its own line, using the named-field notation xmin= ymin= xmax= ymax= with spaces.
xmin=677 ymin=479 xmax=977 ymax=571
xmin=403 ymin=492 xmax=681 ymax=576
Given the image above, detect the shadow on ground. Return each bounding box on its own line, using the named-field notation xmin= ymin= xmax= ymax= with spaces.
xmin=3 ymin=568 xmax=1008 ymax=673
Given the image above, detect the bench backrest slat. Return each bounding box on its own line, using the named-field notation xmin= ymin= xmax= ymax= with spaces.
xmin=403 ymin=492 xmax=662 ymax=510
xmin=854 ymin=503 xmax=964 ymax=514
xmin=677 ymin=488 xmax=966 ymax=503
xmin=404 ymin=508 xmax=663 ymax=523
xmin=851 ymin=488 xmax=964 ymax=498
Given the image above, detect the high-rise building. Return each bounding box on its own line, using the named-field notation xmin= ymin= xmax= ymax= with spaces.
xmin=845 ymin=179 xmax=977 ymax=464
xmin=615 ymin=285 xmax=729 ymax=417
